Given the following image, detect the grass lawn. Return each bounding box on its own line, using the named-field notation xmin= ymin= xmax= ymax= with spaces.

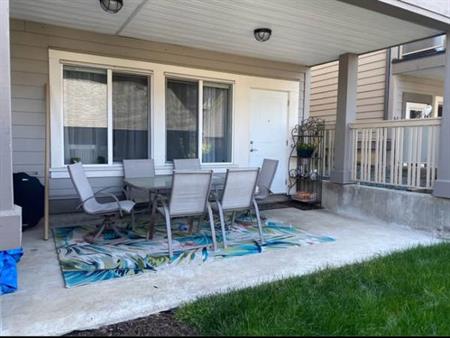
xmin=177 ymin=243 xmax=450 ymax=336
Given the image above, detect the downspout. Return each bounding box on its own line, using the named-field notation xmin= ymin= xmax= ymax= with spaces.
xmin=302 ymin=68 xmax=311 ymax=123
xmin=384 ymin=48 xmax=392 ymax=120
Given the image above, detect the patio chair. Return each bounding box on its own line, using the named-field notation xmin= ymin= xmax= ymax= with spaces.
xmin=213 ymin=168 xmax=264 ymax=248
xmin=68 ymin=162 xmax=135 ymax=242
xmin=173 ymin=158 xmax=201 ymax=170
xmin=123 ymin=159 xmax=155 ymax=226
xmin=255 ymin=159 xmax=279 ymax=201
xmin=148 ymin=170 xmax=217 ymax=259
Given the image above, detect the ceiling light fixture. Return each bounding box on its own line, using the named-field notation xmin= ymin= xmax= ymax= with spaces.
xmin=99 ymin=0 xmax=123 ymax=14
xmin=254 ymin=28 xmax=272 ymax=42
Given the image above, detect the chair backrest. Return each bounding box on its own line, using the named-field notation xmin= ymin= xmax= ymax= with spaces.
xmin=257 ymin=159 xmax=279 ymax=198
xmin=123 ymin=159 xmax=155 ymax=178
xmin=67 ymin=162 xmax=99 ymax=214
xmin=169 ymin=170 xmax=212 ymax=217
xmin=221 ymin=168 xmax=259 ymax=210
xmin=173 ymin=158 xmax=201 ymax=170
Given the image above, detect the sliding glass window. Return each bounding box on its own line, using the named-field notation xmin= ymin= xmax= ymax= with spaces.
xmin=166 ymin=78 xmax=232 ymax=163
xmin=62 ymin=65 xmax=150 ymax=165
xmin=63 ymin=66 xmax=108 ymax=165
xmin=202 ymin=82 xmax=232 ymax=163
xmin=113 ymin=73 xmax=149 ymax=162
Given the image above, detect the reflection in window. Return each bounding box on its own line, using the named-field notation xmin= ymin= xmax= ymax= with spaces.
xmin=113 ymin=73 xmax=149 ymax=162
xmin=166 ymin=79 xmax=199 ymax=161
xmin=202 ymin=82 xmax=232 ymax=163
xmin=63 ymin=66 xmax=108 ymax=164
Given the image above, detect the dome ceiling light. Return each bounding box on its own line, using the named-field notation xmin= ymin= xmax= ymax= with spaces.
xmin=254 ymin=28 xmax=272 ymax=42
xmin=99 ymin=0 xmax=123 ymax=14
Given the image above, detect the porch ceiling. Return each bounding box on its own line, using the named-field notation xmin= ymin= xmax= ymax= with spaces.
xmin=10 ymin=0 xmax=443 ymax=66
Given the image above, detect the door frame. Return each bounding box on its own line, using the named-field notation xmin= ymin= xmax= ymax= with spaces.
xmin=249 ymin=87 xmax=291 ymax=194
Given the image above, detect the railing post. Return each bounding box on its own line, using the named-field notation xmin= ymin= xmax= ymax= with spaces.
xmin=330 ymin=53 xmax=358 ymax=184
xmin=433 ymin=32 xmax=450 ymax=199
xmin=0 ymin=0 xmax=22 ymax=251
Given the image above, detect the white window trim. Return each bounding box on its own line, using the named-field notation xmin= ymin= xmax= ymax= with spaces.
xmin=434 ymin=96 xmax=443 ymax=117
xmin=49 ymin=50 xmax=154 ymax=176
xmin=165 ymin=76 xmax=234 ymax=165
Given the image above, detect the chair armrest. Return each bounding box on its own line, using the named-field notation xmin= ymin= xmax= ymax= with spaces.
xmin=96 ymin=186 xmax=128 ymax=197
xmin=77 ymin=191 xmax=123 ymax=217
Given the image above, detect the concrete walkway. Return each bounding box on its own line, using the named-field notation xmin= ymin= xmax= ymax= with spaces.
xmin=0 ymin=208 xmax=440 ymax=336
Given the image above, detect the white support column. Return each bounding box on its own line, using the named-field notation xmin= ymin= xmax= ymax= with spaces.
xmin=433 ymin=32 xmax=450 ymax=199
xmin=0 ymin=0 xmax=22 ymax=250
xmin=330 ymin=53 xmax=358 ymax=184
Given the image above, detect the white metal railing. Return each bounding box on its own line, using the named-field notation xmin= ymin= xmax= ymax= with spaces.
xmin=350 ymin=118 xmax=441 ymax=190
xmin=320 ymin=124 xmax=335 ymax=177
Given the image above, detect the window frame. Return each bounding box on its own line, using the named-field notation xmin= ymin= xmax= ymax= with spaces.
xmin=49 ymin=50 xmax=153 ymax=172
xmin=164 ymin=74 xmax=234 ymax=165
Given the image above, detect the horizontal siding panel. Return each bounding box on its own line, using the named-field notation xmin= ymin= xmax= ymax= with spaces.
xmin=12 ymin=98 xmax=45 ymax=113
xmin=357 ymin=96 xmax=385 ymax=106
xmin=311 ymin=77 xmax=338 ymax=89
xmin=13 ymin=138 xmax=45 ymax=152
xmin=358 ymin=76 xmax=385 ymax=86
xmin=11 ymin=85 xmax=45 ymax=99
xmin=311 ymin=64 xmax=339 ymax=76
xmin=310 ymin=89 xmax=337 ymax=100
xmin=356 ymin=111 xmax=384 ymax=119
xmin=310 ymin=96 xmax=337 ymax=105
xmin=10 ymin=44 xmax=48 ymax=61
xmin=13 ymin=151 xmax=45 ymax=165
xmin=310 ymin=109 xmax=337 ymax=117
xmin=357 ymin=82 xmax=385 ymax=93
xmin=12 ymin=125 xmax=45 ymax=139
xmin=358 ymin=59 xmax=386 ymax=72
xmin=358 ymin=68 xmax=386 ymax=80
xmin=359 ymin=51 xmax=386 ymax=65
xmin=357 ymin=103 xmax=384 ymax=113
xmin=357 ymin=89 xmax=385 ymax=99
xmin=11 ymin=71 xmax=48 ymax=86
xmin=11 ymin=58 xmax=48 ymax=74
xmin=310 ymin=102 xmax=337 ymax=112
xmin=12 ymin=111 xmax=45 ymax=126
xmin=311 ymin=61 xmax=338 ymax=71
xmin=311 ymin=71 xmax=338 ymax=83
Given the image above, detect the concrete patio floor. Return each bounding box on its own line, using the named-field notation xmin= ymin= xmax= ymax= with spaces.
xmin=0 ymin=207 xmax=441 ymax=336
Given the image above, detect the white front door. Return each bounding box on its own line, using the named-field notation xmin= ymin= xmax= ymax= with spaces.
xmin=249 ymin=89 xmax=289 ymax=194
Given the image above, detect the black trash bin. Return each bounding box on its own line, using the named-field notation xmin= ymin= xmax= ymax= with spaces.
xmin=13 ymin=172 xmax=45 ymax=230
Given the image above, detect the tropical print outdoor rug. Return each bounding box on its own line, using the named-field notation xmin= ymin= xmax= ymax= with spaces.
xmin=53 ymin=213 xmax=335 ymax=288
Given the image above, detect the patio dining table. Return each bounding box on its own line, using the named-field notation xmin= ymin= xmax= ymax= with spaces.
xmin=124 ymin=172 xmax=226 ymax=193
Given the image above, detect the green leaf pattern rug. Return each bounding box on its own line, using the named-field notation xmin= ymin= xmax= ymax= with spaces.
xmin=53 ymin=213 xmax=335 ymax=288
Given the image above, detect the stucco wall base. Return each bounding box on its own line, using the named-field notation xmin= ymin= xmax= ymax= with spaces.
xmin=323 ymin=181 xmax=450 ymax=237
xmin=0 ymin=205 xmax=22 ymax=250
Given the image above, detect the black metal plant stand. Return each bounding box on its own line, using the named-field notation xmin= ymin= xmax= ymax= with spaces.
xmin=288 ymin=117 xmax=325 ymax=206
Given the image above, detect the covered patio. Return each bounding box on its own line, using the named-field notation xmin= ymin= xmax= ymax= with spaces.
xmin=1 ymin=207 xmax=439 ymax=336
xmin=0 ymin=0 xmax=449 ymax=335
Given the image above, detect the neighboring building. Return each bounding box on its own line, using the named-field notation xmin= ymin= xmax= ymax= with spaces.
xmin=310 ymin=35 xmax=446 ymax=122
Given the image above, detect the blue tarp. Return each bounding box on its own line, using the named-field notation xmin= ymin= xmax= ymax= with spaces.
xmin=0 ymin=248 xmax=23 ymax=295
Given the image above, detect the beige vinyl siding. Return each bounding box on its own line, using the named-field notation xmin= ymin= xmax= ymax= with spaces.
xmin=310 ymin=50 xmax=387 ymax=123
xmin=391 ymin=74 xmax=444 ymax=119
xmin=10 ymin=19 xmax=305 ymax=212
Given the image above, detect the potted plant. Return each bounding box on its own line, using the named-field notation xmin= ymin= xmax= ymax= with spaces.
xmin=297 ymin=143 xmax=315 ymax=158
